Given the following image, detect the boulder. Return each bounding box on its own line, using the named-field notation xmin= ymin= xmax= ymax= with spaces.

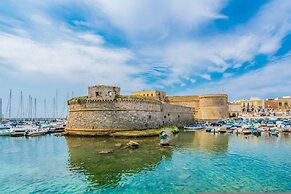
xmin=127 ymin=141 xmax=139 ymax=149
xmin=115 ymin=143 xmax=122 ymax=147
xmin=99 ymin=150 xmax=113 ymax=154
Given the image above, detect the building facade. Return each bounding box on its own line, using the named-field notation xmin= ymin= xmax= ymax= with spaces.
xmin=278 ymin=96 xmax=291 ymax=112
xmin=228 ymin=102 xmax=241 ymax=117
xmin=264 ymin=98 xmax=278 ymax=111
xmin=132 ymin=90 xmax=166 ymax=101
xmin=239 ymin=98 xmax=263 ymax=112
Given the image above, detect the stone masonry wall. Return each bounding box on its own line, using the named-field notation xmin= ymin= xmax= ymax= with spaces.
xmin=66 ymin=99 xmax=193 ymax=135
xmin=198 ymin=94 xmax=228 ymax=121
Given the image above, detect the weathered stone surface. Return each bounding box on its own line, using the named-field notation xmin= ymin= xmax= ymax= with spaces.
xmin=99 ymin=150 xmax=113 ymax=154
xmin=127 ymin=141 xmax=139 ymax=148
xmin=167 ymin=94 xmax=228 ymax=121
xmin=66 ymin=98 xmax=193 ymax=135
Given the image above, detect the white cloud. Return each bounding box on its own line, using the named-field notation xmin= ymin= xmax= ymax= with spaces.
xmin=0 ymin=32 xmax=147 ymax=92
xmin=136 ymin=0 xmax=291 ymax=85
xmin=92 ymin=0 xmax=227 ymax=39
xmin=180 ymin=53 xmax=291 ymax=99
xmin=0 ymin=0 xmax=290 ymax=98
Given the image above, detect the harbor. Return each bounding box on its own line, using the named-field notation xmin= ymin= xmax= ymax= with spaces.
xmin=0 ymin=129 xmax=290 ymax=193
xmin=1 ymin=0 xmax=291 ymax=193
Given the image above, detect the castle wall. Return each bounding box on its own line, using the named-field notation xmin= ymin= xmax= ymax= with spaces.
xmin=161 ymin=103 xmax=194 ymax=126
xmin=167 ymin=95 xmax=229 ymax=121
xmin=166 ymin=96 xmax=199 ymax=119
xmin=66 ymin=99 xmax=193 ymax=135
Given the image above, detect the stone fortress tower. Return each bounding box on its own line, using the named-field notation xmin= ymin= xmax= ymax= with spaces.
xmin=66 ymin=85 xmax=194 ymax=136
xmin=65 ymin=84 xmax=229 ymax=136
xmin=163 ymin=94 xmax=229 ymax=122
xmin=197 ymin=94 xmax=228 ymax=121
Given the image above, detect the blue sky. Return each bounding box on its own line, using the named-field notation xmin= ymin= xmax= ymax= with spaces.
xmin=0 ymin=0 xmax=290 ymax=117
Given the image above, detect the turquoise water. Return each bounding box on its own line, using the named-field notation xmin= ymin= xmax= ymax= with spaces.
xmin=0 ymin=131 xmax=290 ymax=193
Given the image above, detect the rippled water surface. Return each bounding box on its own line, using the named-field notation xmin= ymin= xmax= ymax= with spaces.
xmin=0 ymin=131 xmax=290 ymax=193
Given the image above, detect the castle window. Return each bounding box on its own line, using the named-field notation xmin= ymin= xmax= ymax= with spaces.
xmin=148 ymin=115 xmax=151 ymax=119
xmin=164 ymin=115 xmax=166 ymax=119
xmin=96 ymin=92 xmax=100 ymax=97
xmin=151 ymin=94 xmax=153 ymax=96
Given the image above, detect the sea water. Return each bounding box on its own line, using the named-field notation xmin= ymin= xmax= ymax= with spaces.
xmin=0 ymin=131 xmax=290 ymax=193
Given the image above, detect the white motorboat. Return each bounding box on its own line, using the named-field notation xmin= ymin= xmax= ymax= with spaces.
xmin=26 ymin=129 xmax=47 ymax=137
xmin=0 ymin=129 xmax=13 ymax=136
xmin=10 ymin=128 xmax=27 ymax=137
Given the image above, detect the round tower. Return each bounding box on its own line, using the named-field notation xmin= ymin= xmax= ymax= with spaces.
xmin=197 ymin=94 xmax=228 ymax=121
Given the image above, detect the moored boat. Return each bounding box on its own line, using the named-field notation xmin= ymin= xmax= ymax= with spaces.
xmin=26 ymin=129 xmax=47 ymax=137
xmin=270 ymin=129 xmax=279 ymax=136
xmin=10 ymin=128 xmax=27 ymax=137
xmin=184 ymin=124 xmax=205 ymax=131
xmin=0 ymin=129 xmax=13 ymax=136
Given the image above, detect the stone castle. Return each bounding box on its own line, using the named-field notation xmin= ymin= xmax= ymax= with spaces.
xmin=65 ymin=85 xmax=228 ymax=136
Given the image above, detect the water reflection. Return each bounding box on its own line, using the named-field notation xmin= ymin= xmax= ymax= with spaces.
xmin=65 ymin=131 xmax=230 ymax=189
xmin=65 ymin=136 xmax=172 ymax=188
xmin=175 ymin=131 xmax=229 ymax=153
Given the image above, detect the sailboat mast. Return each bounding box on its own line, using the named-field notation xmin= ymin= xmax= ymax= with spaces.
xmin=44 ymin=99 xmax=47 ymax=119
xmin=53 ymin=97 xmax=56 ymax=119
xmin=55 ymin=89 xmax=58 ymax=119
xmin=0 ymin=97 xmax=2 ymax=120
xmin=9 ymin=89 xmax=12 ymax=119
xmin=20 ymin=91 xmax=23 ymax=120
xmin=34 ymin=98 xmax=37 ymax=120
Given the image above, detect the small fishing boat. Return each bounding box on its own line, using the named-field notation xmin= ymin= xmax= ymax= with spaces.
xmin=252 ymin=129 xmax=261 ymax=136
xmin=205 ymin=128 xmax=213 ymax=133
xmin=270 ymin=129 xmax=279 ymax=136
xmin=184 ymin=124 xmax=205 ymax=131
xmin=281 ymin=125 xmax=290 ymax=133
xmin=242 ymin=129 xmax=252 ymax=135
xmin=217 ymin=126 xmax=227 ymax=134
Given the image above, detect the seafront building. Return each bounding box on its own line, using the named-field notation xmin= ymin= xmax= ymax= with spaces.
xmin=264 ymin=98 xmax=278 ymax=111
xmin=278 ymin=96 xmax=291 ymax=112
xmin=65 ymin=85 xmax=229 ymax=136
xmin=229 ymin=96 xmax=291 ymax=117
xmin=228 ymin=102 xmax=241 ymax=117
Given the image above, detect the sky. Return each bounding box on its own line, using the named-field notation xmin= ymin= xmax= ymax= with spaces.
xmin=0 ymin=0 xmax=290 ymax=118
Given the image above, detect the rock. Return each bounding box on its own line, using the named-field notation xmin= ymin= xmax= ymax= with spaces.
xmin=115 ymin=143 xmax=122 ymax=147
xmin=127 ymin=141 xmax=139 ymax=149
xmin=99 ymin=150 xmax=113 ymax=154
xmin=160 ymin=142 xmax=170 ymax=146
